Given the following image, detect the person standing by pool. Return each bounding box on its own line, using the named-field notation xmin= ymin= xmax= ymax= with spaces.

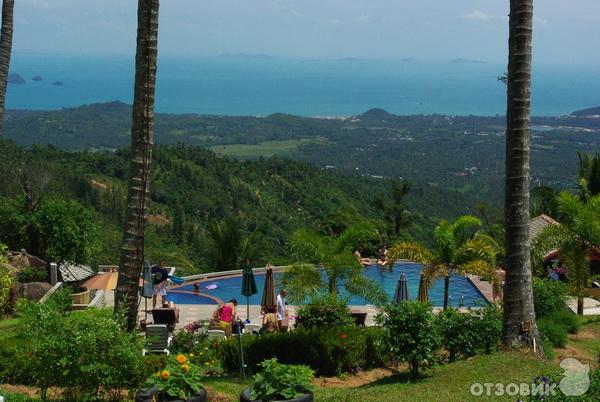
xmin=152 ymin=259 xmax=169 ymax=308
xmin=213 ymin=298 xmax=238 ymax=336
xmin=276 ymin=289 xmax=289 ymax=332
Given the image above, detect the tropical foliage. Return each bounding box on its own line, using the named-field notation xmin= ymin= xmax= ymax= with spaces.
xmin=143 ymin=354 xmax=204 ymax=400
xmin=388 ymin=215 xmax=497 ymax=309
xmin=249 ymin=358 xmax=313 ymax=401
xmin=376 ymin=301 xmax=440 ymax=378
xmin=283 ymin=222 xmax=388 ymax=305
xmin=578 ymin=151 xmax=600 ymax=200
xmin=532 ymin=193 xmax=600 ymax=314
xmin=208 ymin=217 xmax=256 ymax=270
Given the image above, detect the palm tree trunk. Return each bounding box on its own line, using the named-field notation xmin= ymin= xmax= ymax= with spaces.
xmin=443 ymin=275 xmax=450 ymax=310
xmin=502 ymin=0 xmax=543 ymax=354
xmin=115 ymin=0 xmax=160 ymax=331
xmin=0 ymin=0 xmax=15 ymax=135
xmin=577 ymin=296 xmax=584 ymax=315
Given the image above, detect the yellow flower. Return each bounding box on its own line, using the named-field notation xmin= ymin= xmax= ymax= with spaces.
xmin=181 ymin=364 xmax=190 ymax=373
xmin=176 ymin=354 xmax=187 ymax=364
xmin=161 ymin=370 xmax=170 ymax=380
xmin=155 ymin=371 xmax=161 ymax=378
xmin=189 ymin=353 xmax=194 ymax=357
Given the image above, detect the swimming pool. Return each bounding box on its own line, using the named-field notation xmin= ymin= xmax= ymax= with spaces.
xmin=166 ymin=262 xmax=488 ymax=307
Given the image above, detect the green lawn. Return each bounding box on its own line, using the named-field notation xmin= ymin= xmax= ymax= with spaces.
xmin=203 ymin=351 xmax=557 ymax=402
xmin=210 ymin=139 xmax=311 ymax=158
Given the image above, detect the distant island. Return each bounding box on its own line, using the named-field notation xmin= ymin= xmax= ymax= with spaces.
xmin=32 ymin=75 xmax=43 ymax=82
xmin=451 ymin=58 xmax=485 ymax=64
xmin=52 ymin=81 xmax=64 ymax=86
xmin=8 ymin=73 xmax=25 ymax=84
xmin=571 ymin=106 xmax=600 ymax=117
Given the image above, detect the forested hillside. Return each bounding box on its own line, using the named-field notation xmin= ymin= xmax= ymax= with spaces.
xmin=0 ymin=139 xmax=475 ymax=272
xmin=5 ymin=102 xmax=597 ymax=211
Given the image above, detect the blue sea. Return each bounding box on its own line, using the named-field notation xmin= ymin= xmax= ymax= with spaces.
xmin=6 ymin=54 xmax=600 ymax=116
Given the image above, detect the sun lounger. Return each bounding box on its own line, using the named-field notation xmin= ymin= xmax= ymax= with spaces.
xmin=142 ymin=324 xmax=172 ymax=355
xmin=152 ymin=308 xmax=177 ymax=332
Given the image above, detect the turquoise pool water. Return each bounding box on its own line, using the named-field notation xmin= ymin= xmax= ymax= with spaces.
xmin=167 ymin=262 xmax=487 ymax=307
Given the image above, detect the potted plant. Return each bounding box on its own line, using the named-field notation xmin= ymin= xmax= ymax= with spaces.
xmin=240 ymin=358 xmax=314 ymax=402
xmin=137 ymin=354 xmax=207 ymax=402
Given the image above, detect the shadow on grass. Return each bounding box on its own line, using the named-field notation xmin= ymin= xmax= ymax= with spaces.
xmin=359 ymin=369 xmax=430 ymax=388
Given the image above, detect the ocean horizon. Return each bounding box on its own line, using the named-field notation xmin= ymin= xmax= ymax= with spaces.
xmin=6 ymin=54 xmax=600 ymax=117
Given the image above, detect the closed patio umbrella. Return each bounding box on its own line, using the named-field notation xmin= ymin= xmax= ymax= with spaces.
xmin=241 ymin=263 xmax=258 ymax=322
xmin=260 ymin=267 xmax=277 ymax=311
xmin=393 ymin=272 xmax=409 ymax=303
xmin=417 ymin=272 xmax=429 ymax=303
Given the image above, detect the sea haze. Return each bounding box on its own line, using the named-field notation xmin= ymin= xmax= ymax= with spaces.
xmin=6 ymin=54 xmax=600 ymax=116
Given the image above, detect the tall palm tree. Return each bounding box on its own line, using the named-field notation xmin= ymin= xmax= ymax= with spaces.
xmin=0 ymin=0 xmax=15 ymax=135
xmin=115 ymin=0 xmax=160 ymax=331
xmin=532 ymin=193 xmax=600 ymax=315
xmin=502 ymin=0 xmax=542 ymax=352
xmin=388 ymin=216 xmax=497 ymax=310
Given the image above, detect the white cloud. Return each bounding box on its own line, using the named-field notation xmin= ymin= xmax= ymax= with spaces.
xmin=463 ymin=10 xmax=492 ymax=20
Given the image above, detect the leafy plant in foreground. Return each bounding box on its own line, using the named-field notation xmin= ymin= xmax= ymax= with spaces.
xmin=249 ymin=358 xmax=313 ymax=401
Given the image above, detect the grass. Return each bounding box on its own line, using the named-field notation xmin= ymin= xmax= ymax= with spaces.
xmin=202 ymin=351 xmax=556 ymax=402
xmin=210 ymin=139 xmax=312 ymax=158
xmin=0 ymin=317 xmax=20 ymax=340
xmin=558 ymin=316 xmax=600 ymax=364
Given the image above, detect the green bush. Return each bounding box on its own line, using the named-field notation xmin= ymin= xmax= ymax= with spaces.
xmin=533 ymin=278 xmax=568 ymax=318
xmin=295 ymin=294 xmax=355 ymax=329
xmin=220 ymin=326 xmax=386 ymax=377
xmin=437 ymin=308 xmax=478 ymax=362
xmin=471 ymin=304 xmax=503 ymax=354
xmin=538 ymin=318 xmax=568 ymax=348
xmin=249 ymin=358 xmax=313 ymax=401
xmin=16 ymin=302 xmax=147 ymax=401
xmin=376 ymin=301 xmax=441 ymax=378
xmin=545 ymin=311 xmax=582 ymax=334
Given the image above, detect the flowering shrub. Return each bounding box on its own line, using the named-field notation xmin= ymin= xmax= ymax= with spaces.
xmin=171 ymin=324 xmax=224 ymax=376
xmin=144 ymin=354 xmax=204 ymax=400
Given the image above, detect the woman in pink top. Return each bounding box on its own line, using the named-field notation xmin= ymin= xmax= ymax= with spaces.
xmin=215 ymin=299 xmax=237 ymax=335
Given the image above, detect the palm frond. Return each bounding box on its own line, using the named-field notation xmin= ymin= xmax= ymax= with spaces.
xmin=422 ymin=263 xmax=448 ymax=282
xmin=459 ymin=259 xmax=496 ymax=282
xmin=388 ymin=242 xmax=435 ymax=265
xmin=281 ymin=263 xmax=325 ymax=304
xmin=344 ymin=273 xmax=388 ymax=306
xmin=450 ymin=215 xmax=482 ymax=245
xmin=455 ymin=238 xmax=497 ymax=266
xmin=287 ymin=229 xmax=325 ymax=263
xmin=531 ymin=223 xmax=570 ymax=273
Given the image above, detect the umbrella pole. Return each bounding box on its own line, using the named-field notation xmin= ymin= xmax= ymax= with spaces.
xmin=246 ymin=296 xmax=250 ymax=322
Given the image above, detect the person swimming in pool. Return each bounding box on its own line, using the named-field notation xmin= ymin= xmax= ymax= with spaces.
xmin=377 ymin=245 xmax=389 ymax=266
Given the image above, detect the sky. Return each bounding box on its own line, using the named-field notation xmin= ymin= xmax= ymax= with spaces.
xmin=12 ymin=0 xmax=600 ymax=64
